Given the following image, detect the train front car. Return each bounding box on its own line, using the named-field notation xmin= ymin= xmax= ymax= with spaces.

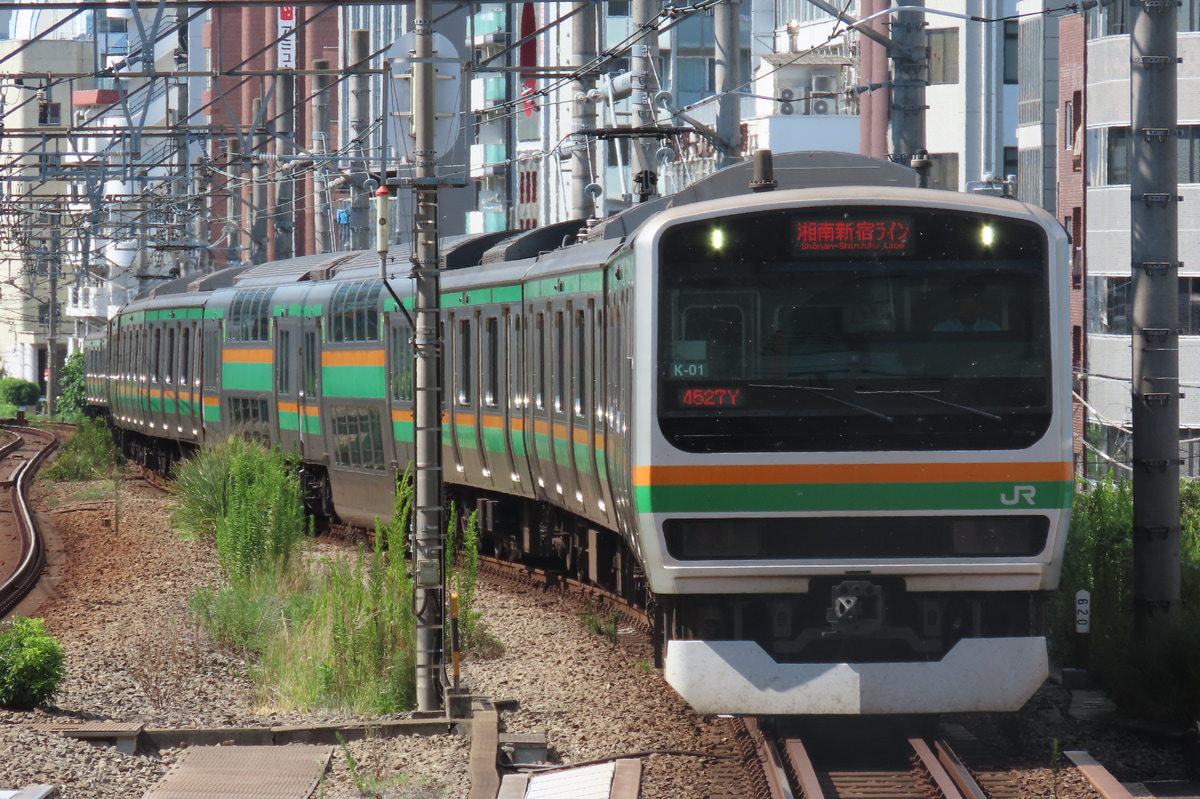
xmin=637 ymin=186 xmax=1071 ymax=715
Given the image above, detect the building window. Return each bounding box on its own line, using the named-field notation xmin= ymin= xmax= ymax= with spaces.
xmin=927 ymin=28 xmax=959 ymax=85
xmin=1003 ymin=20 xmax=1019 ymax=84
xmin=1087 ymin=0 xmax=1128 ymax=38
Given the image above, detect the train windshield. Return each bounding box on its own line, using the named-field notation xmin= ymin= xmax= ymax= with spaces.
xmin=657 ymin=206 xmax=1052 ymax=452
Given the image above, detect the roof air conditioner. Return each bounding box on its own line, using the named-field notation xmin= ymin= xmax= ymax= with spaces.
xmin=811 ymin=98 xmax=832 ymax=115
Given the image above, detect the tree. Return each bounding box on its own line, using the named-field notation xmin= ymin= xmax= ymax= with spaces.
xmin=58 ymin=351 xmax=86 ymax=418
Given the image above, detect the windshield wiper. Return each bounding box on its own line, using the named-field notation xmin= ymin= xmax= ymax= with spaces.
xmin=855 ymin=389 xmax=1001 ymax=421
xmin=752 ymin=384 xmax=894 ymax=422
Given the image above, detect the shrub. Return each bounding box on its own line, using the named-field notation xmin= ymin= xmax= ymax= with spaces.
xmin=42 ymin=417 xmax=120 ymax=482
xmin=0 ymin=617 xmax=65 ymax=709
xmin=0 ymin=378 xmax=39 ymax=409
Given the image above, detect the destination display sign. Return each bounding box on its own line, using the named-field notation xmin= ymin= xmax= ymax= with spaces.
xmin=792 ymin=217 xmax=913 ymax=255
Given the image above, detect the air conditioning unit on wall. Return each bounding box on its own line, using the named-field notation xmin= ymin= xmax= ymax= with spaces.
xmin=810 ymin=97 xmax=832 ymax=115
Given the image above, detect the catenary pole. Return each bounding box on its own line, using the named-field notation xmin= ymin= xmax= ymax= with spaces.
xmin=1130 ymin=0 xmax=1181 ymax=635
xmin=630 ymin=0 xmax=660 ymax=201
xmin=312 ymin=58 xmax=332 ymax=253
xmin=412 ymin=0 xmax=445 ymax=713
xmin=349 ymin=29 xmax=371 ymax=250
xmin=889 ymin=0 xmax=926 ymax=174
xmin=714 ymin=0 xmax=741 ymax=167
xmin=569 ymin=0 xmax=596 ymax=219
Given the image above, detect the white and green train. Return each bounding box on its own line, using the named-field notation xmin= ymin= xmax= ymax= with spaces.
xmin=86 ymin=152 xmax=1073 ymax=715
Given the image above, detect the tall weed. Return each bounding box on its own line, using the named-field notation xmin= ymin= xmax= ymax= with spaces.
xmin=1054 ymin=478 xmax=1200 ymax=723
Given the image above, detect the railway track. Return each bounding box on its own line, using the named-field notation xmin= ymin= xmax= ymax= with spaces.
xmin=743 ymin=717 xmax=1001 ymax=799
xmin=0 ymin=423 xmax=60 ymax=618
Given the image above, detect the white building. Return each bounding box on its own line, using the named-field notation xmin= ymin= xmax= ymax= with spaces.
xmin=1080 ymin=1 xmax=1200 ymax=474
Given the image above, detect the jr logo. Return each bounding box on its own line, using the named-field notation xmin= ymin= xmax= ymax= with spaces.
xmin=1000 ymin=485 xmax=1037 ymax=506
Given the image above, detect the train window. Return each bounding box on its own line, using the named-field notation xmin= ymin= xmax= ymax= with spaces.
xmin=484 ymin=317 xmax=499 ymax=408
xmin=152 ymin=328 xmax=161 ymax=383
xmin=303 ymin=331 xmax=318 ymax=397
xmin=227 ymin=397 xmax=269 ymax=441
xmin=202 ymin=329 xmax=220 ymax=391
xmin=389 ymin=325 xmax=413 ymax=401
xmin=656 ymin=207 xmax=1052 ymax=452
xmin=227 ymin=288 xmax=275 ymax=342
xmin=276 ymin=329 xmax=291 ymax=395
xmin=554 ymin=311 xmax=564 ymax=414
xmin=329 ymin=281 xmax=382 ymax=343
xmin=165 ymin=328 xmax=175 ymax=385
xmin=457 ymin=318 xmax=472 ymax=406
xmin=511 ymin=313 xmax=523 ymax=408
xmin=535 ymin=312 xmax=545 ymax=410
xmin=180 ymin=327 xmax=191 ymax=388
xmin=330 ymin=405 xmax=386 ymax=470
xmin=574 ymin=310 xmax=586 ymax=418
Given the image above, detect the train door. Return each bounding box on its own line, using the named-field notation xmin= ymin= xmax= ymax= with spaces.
xmin=297 ymin=318 xmax=322 ymax=456
xmin=554 ymin=301 xmax=584 ymax=515
xmin=474 ymin=311 xmax=496 ymax=488
xmin=199 ymin=320 xmax=222 ymax=441
xmin=445 ymin=311 xmax=467 ymax=481
xmin=178 ymin=322 xmax=199 ymax=441
xmin=385 ymin=309 xmax=414 ymax=478
xmin=274 ymin=315 xmax=303 ymax=455
xmin=574 ymin=300 xmax=607 ymax=523
xmin=507 ymin=311 xmax=533 ymax=497
xmin=526 ymin=304 xmax=557 ymax=503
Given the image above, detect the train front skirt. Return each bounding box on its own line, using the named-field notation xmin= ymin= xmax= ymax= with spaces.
xmin=664 ymin=637 xmax=1048 ymax=715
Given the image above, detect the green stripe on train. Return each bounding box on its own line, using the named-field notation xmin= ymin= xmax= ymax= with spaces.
xmin=223 ymin=363 xmax=273 ymax=392
xmin=321 ymin=366 xmax=386 ymax=398
xmin=633 ymin=481 xmax=1075 ymax=514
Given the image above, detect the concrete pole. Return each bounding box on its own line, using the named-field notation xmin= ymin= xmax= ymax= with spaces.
xmin=312 ymin=58 xmax=333 ymax=254
xmin=45 ymin=224 xmax=59 ymax=418
xmin=630 ymin=0 xmax=660 ymax=201
xmin=412 ymin=0 xmax=445 ymax=713
xmin=192 ymin=157 xmax=211 ymax=272
xmin=570 ymin=0 xmax=597 ymax=219
xmin=349 ymin=29 xmax=371 ymax=250
xmin=1130 ymin=0 xmax=1180 ymax=635
xmin=226 ymin=137 xmax=244 ymax=266
xmin=251 ymin=98 xmax=268 ymax=264
xmin=714 ymin=0 xmax=741 ymax=167
xmin=274 ymin=72 xmax=295 ymax=261
xmin=889 ymin=0 xmax=926 ymax=172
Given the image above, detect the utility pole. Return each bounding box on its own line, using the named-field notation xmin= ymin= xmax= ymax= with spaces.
xmin=1130 ymin=0 xmax=1180 ymax=636
xmin=349 ymin=29 xmax=372 ymax=250
xmin=630 ymin=0 xmax=660 ymax=201
xmin=45 ymin=220 xmax=60 ymax=418
xmin=312 ymin=58 xmax=333 ymax=254
xmin=713 ymin=0 xmax=741 ymax=167
xmin=274 ymin=72 xmax=296 ymax=262
xmin=411 ymin=0 xmax=445 ymax=714
xmin=251 ymin=98 xmax=268 ymax=264
xmin=569 ymin=0 xmax=597 ymax=219
xmin=888 ymin=0 xmax=926 ymax=171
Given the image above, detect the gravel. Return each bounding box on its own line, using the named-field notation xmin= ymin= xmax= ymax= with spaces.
xmin=0 ymin=469 xmax=1191 ymax=798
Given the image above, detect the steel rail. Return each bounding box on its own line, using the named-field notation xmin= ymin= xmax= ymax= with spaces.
xmin=0 ymin=426 xmax=59 ymax=618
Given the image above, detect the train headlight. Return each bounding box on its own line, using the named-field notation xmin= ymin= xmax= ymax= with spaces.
xmin=980 ymin=224 xmax=995 ymax=247
xmin=709 ymin=227 xmax=726 ymax=251
xmin=951 ymin=518 xmax=1034 ymax=555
